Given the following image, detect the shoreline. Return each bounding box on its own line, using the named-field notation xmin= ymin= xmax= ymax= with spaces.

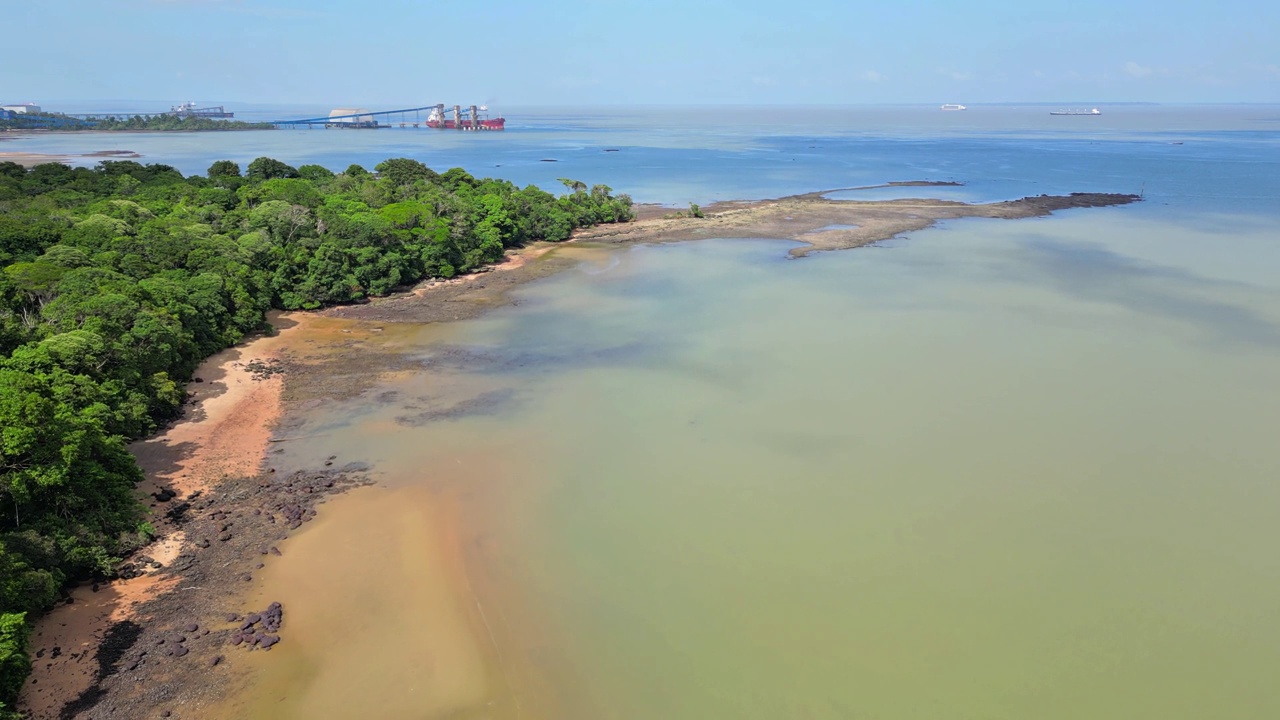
xmin=582 ymin=189 xmax=1139 ymax=256
xmin=16 ymin=313 xmax=373 ymax=719
xmin=20 ymin=184 xmax=1140 ymax=719
xmin=324 ymin=187 xmax=1139 ymax=325
xmin=0 ymin=149 xmax=143 ymax=167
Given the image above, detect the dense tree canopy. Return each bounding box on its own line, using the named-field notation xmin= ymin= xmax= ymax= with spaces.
xmin=0 ymin=157 xmax=632 ymax=713
xmin=0 ymin=113 xmax=274 ymax=132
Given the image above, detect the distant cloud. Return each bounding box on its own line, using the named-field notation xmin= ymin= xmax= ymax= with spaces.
xmin=1123 ymin=61 xmax=1169 ymax=79
xmin=1124 ymin=61 xmax=1153 ymax=78
xmin=936 ymin=68 xmax=972 ymax=82
xmin=862 ymin=70 xmax=884 ymax=83
xmin=1187 ymin=67 xmax=1229 ymax=86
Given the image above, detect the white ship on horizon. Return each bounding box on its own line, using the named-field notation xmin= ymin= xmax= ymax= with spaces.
xmin=1050 ymin=107 xmax=1102 ymax=116
xmin=940 ymin=103 xmax=967 ymax=111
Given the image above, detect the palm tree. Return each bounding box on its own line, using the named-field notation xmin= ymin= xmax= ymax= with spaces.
xmin=558 ymin=178 xmax=587 ymax=194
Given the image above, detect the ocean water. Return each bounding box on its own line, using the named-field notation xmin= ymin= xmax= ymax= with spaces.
xmin=51 ymin=106 xmax=1278 ymax=718
xmin=5 ymin=104 xmax=1278 ymax=206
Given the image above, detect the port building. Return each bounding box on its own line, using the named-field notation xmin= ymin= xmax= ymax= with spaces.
xmin=327 ymin=108 xmax=378 ymax=128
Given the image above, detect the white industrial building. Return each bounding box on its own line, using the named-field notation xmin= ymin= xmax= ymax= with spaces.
xmin=326 ymin=108 xmax=377 ymax=128
xmin=1 ymin=103 xmax=41 ymax=114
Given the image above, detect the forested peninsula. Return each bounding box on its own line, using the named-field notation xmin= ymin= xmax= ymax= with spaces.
xmin=0 ymin=157 xmax=634 ymax=715
xmin=0 ymin=115 xmax=274 ymax=132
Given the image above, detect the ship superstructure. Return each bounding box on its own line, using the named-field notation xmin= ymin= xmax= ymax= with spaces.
xmin=425 ymin=104 xmax=505 ymax=130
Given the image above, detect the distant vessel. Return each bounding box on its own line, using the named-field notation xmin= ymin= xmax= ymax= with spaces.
xmin=425 ymin=104 xmax=505 ymax=131
xmin=1050 ymin=108 xmax=1102 ymax=116
xmin=940 ymin=104 xmax=967 ymax=111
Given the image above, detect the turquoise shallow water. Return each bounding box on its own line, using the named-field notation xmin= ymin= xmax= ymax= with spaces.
xmin=154 ymin=106 xmax=1280 ymax=718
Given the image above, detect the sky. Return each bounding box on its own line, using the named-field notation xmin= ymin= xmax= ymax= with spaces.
xmin=3 ymin=0 xmax=1278 ymax=107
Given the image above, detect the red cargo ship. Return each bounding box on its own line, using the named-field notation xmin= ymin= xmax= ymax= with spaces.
xmin=426 ymin=104 xmax=505 ymax=130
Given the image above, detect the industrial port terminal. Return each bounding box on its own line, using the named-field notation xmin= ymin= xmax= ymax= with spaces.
xmin=2 ymin=101 xmax=505 ymax=131
xmin=1 ymin=101 xmax=239 ymax=127
xmin=274 ymin=104 xmax=506 ymax=130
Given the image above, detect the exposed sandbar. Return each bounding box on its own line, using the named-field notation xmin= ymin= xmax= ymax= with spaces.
xmin=326 ymin=187 xmax=1139 ymax=325
xmin=0 ymin=149 xmax=143 ymax=167
xmin=583 ymin=190 xmax=1139 ymax=256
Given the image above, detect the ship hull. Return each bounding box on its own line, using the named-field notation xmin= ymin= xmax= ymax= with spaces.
xmin=425 ymin=118 xmax=505 ymax=130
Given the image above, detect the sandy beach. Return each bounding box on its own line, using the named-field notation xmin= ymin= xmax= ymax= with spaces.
xmin=0 ymin=149 xmax=142 ymax=167
xmin=19 ymin=315 xmax=303 ymax=719
xmin=19 ymin=186 xmax=1139 ymax=719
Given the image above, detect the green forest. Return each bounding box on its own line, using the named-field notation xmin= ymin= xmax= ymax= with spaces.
xmin=0 ymin=114 xmax=274 ymax=132
xmin=0 ymin=156 xmax=633 ymax=714
xmin=77 ymin=116 xmax=275 ymax=131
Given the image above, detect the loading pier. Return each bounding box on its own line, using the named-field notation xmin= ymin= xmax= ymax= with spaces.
xmin=271 ymin=104 xmax=504 ymax=130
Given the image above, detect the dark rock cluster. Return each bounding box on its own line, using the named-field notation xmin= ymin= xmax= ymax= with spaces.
xmin=158 ymin=468 xmax=365 ymax=561
xmin=242 ymin=358 xmax=285 ymax=380
xmin=116 ymin=554 xmax=165 ymax=580
xmin=152 ymin=487 xmax=179 ymax=503
xmin=58 ymin=466 xmax=371 ymax=717
xmin=114 ymin=621 xmax=208 ymax=671
xmin=277 ymin=501 xmax=317 ymax=530
xmin=228 ymin=602 xmax=283 ymax=650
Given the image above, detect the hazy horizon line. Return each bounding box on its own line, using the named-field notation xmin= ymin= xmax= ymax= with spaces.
xmin=19 ymin=99 xmax=1280 ymax=109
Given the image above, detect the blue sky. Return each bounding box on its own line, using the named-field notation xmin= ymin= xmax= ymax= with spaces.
xmin=4 ymin=0 xmax=1278 ymax=106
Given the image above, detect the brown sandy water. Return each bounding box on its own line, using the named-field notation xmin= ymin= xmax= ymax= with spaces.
xmin=216 ymin=210 xmax=1280 ymax=720
xmin=204 ymin=256 xmax=617 ymax=719
xmin=211 ymin=424 xmax=572 ymax=719
xmin=223 ymin=486 xmax=497 ymax=718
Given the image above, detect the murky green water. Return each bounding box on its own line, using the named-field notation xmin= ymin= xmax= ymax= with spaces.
xmin=245 ymin=206 xmax=1280 ymax=719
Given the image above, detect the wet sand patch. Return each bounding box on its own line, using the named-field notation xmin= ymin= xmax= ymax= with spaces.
xmin=0 ymin=149 xmax=142 ymax=167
